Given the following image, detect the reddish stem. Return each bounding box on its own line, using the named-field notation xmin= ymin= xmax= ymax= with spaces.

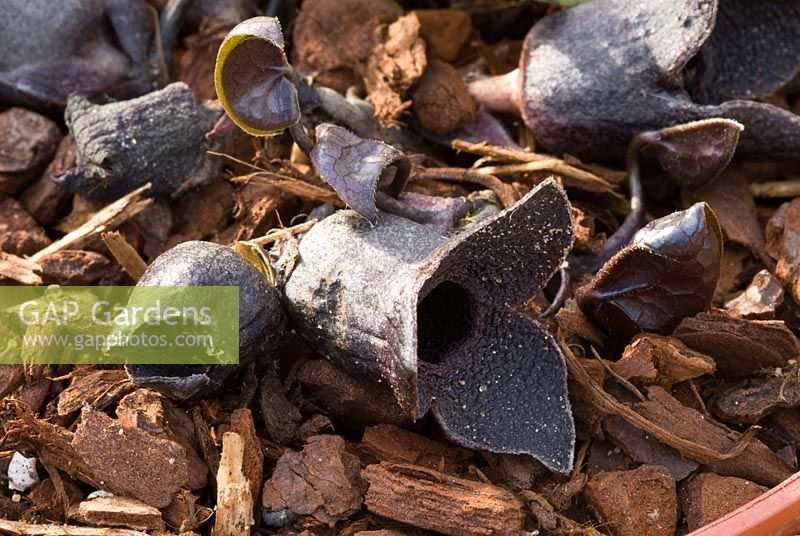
xmin=467 ymin=70 xmax=522 ymax=117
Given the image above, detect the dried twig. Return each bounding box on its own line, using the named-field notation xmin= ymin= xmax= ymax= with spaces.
xmin=231 ymin=172 xmax=342 ymax=205
xmin=250 ymin=219 xmax=317 ymax=247
xmin=101 ymin=231 xmax=147 ymax=281
xmin=411 ymin=167 xmax=518 ymax=207
xmin=30 ymin=185 xmax=153 ymax=263
xmin=0 ymin=252 xmax=42 ymax=285
xmin=590 ymin=346 xmax=645 ymax=402
xmin=560 ymin=334 xmax=757 ymax=462
xmin=750 ymin=179 xmax=800 ymax=198
xmin=212 ymin=432 xmax=253 ymax=536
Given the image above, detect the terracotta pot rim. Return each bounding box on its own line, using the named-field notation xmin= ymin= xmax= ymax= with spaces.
xmin=687 ymin=471 xmax=800 ymax=536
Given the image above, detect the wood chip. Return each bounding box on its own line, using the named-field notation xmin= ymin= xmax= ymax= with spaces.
xmin=56 ymin=369 xmax=134 ymax=417
xmin=19 ymin=135 xmax=77 ymax=226
xmin=262 ymin=435 xmax=365 ymax=526
xmin=366 ymin=13 xmax=427 ymax=124
xmin=359 ymin=424 xmax=471 ymax=475
xmin=0 ymin=108 xmax=62 ymax=194
xmin=362 ymin=462 xmax=525 ymax=536
xmin=37 ymin=251 xmax=113 ymax=286
xmin=161 ymin=490 xmax=212 ymax=533
xmin=583 ymin=465 xmax=677 ymax=536
xmin=678 ymin=473 xmax=768 ymax=532
xmin=70 ymin=497 xmax=164 ymax=532
xmin=633 ymin=386 xmax=793 ymax=487
xmin=683 ymin=171 xmax=770 ymax=263
xmin=258 ymin=371 xmax=300 ymax=445
xmin=229 ymin=409 xmax=263 ymax=506
xmin=0 ymin=520 xmax=148 ymax=536
xmin=612 ymin=334 xmax=715 ymax=388
xmin=30 ymin=185 xmax=153 ymax=263
xmin=115 ymin=389 xmax=207 ymax=490
xmin=0 ymin=197 xmax=51 ymax=256
xmin=101 ymin=231 xmax=146 ymax=281
xmin=712 ymin=374 xmax=800 ymax=424
xmin=724 ymin=269 xmax=785 ymax=319
xmin=413 ymin=9 xmax=472 ymax=61
xmin=297 ymin=360 xmax=408 ymax=427
xmin=212 ymin=432 xmax=253 ymax=536
xmin=0 ymin=252 xmax=41 ymax=285
xmin=603 ymin=414 xmax=698 ymax=481
xmin=72 ymin=408 xmax=189 ymax=508
xmin=674 ymin=311 xmax=800 ymax=378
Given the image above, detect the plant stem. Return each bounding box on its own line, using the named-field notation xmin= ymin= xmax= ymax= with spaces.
xmin=467 ymin=70 xmax=522 ymax=116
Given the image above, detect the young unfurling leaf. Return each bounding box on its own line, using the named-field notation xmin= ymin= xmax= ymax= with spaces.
xmin=214 ymin=17 xmax=300 ymax=135
xmin=310 ymin=123 xmax=409 ymax=223
xmin=578 ymin=203 xmax=723 ymax=342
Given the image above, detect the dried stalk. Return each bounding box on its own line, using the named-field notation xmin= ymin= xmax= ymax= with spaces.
xmin=411 ymin=167 xmax=518 ymax=207
xmin=212 ymin=432 xmax=253 ymax=536
xmin=560 ymin=334 xmax=757 ymax=462
xmin=250 ymin=220 xmax=317 ymax=247
xmin=101 ymin=231 xmax=147 ymax=281
xmin=750 ymin=179 xmax=800 ymax=198
xmin=30 ymin=185 xmax=153 ymax=263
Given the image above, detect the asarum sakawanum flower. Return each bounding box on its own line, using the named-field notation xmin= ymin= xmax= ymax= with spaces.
xmin=0 ymin=0 xmax=155 ymax=110
xmin=468 ymin=0 xmax=800 ymax=162
xmin=125 ymin=241 xmax=286 ymax=400
xmin=283 ymin=179 xmax=577 ymax=472
xmin=54 ymin=83 xmax=223 ymax=203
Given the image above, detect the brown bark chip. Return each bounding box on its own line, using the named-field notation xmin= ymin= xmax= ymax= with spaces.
xmin=603 ymin=415 xmax=699 ymax=481
xmin=262 ymin=435 xmax=365 ymax=526
xmin=258 ymin=371 xmax=301 ymax=444
xmin=0 ymin=197 xmax=52 ymax=256
xmin=612 ymin=334 xmax=715 ymax=388
xmin=767 ymin=198 xmax=800 ymax=304
xmin=20 ymin=134 xmax=76 ymax=225
xmin=38 ymin=251 xmax=114 ymax=286
xmin=412 ymin=61 xmax=476 ymax=134
xmin=297 ymin=360 xmax=408 ymax=427
xmin=711 ymin=375 xmax=800 ymax=424
xmin=115 ymin=389 xmax=207 ymax=490
xmin=362 ymin=462 xmax=526 ymax=536
xmin=678 ymin=473 xmax=768 ymax=531
xmin=413 ymin=9 xmax=472 ymax=62
xmin=72 ymin=408 xmax=189 ymax=508
xmin=725 ymin=269 xmax=785 ymax=320
xmin=359 ymin=424 xmax=471 ymax=474
xmin=291 ymin=0 xmax=402 ymax=94
xmin=673 ymin=311 xmax=800 ymax=379
xmin=70 ymin=496 xmax=165 ymax=532
xmin=633 ymin=387 xmax=793 ymax=487
xmin=0 ymin=107 xmax=62 ymax=193
xmin=683 ymin=171 xmax=769 ymax=263
xmin=56 ymin=369 xmax=134 ymax=416
xmin=583 ymin=464 xmax=678 ymax=536
xmin=366 ymin=13 xmax=427 ymax=124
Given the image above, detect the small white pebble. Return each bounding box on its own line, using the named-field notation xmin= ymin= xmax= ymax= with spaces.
xmin=7 ymin=452 xmax=39 ymax=492
xmin=87 ymin=490 xmax=114 ymax=499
